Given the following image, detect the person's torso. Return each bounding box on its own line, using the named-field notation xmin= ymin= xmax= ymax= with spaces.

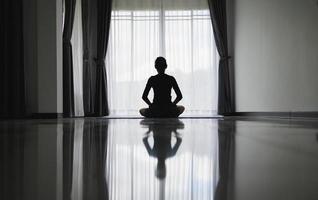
xmin=152 ymin=135 xmax=174 ymax=158
xmin=150 ymin=74 xmax=174 ymax=106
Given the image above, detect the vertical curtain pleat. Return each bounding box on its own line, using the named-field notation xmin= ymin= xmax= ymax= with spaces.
xmin=208 ymin=0 xmax=235 ymax=115
xmin=0 ymin=0 xmax=25 ymax=118
xmin=63 ymin=0 xmax=77 ymax=117
xmin=93 ymin=0 xmax=112 ymax=116
xmin=71 ymin=0 xmax=85 ymax=116
xmin=82 ymin=0 xmax=112 ymax=117
xmin=82 ymin=0 xmax=93 ymax=115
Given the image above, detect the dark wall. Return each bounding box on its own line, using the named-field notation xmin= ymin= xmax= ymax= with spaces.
xmin=0 ymin=0 xmax=25 ymax=118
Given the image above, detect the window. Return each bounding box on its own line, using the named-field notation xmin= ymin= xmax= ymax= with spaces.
xmin=106 ymin=8 xmax=218 ymax=116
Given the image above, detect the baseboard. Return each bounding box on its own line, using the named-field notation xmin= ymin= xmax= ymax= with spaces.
xmin=0 ymin=115 xmax=26 ymax=119
xmin=30 ymin=113 xmax=64 ymax=119
xmin=231 ymin=112 xmax=318 ymax=118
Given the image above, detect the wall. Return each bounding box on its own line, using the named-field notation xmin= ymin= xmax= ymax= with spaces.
xmin=23 ymin=0 xmax=63 ymax=115
xmin=231 ymin=0 xmax=318 ymax=112
xmin=23 ymin=0 xmax=38 ymax=114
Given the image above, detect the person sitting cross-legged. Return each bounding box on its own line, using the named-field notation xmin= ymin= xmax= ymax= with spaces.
xmin=140 ymin=57 xmax=185 ymax=118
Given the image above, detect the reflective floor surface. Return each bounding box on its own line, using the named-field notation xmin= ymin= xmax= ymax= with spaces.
xmin=1 ymin=117 xmax=318 ymax=200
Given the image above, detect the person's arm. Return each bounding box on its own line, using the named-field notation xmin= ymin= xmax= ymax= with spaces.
xmin=172 ymin=77 xmax=183 ymax=105
xmin=171 ymin=137 xmax=182 ymax=156
xmin=143 ymin=135 xmax=153 ymax=155
xmin=142 ymin=78 xmax=152 ymax=106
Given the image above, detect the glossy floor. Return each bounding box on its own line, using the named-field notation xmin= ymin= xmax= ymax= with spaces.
xmin=1 ymin=117 xmax=318 ymax=200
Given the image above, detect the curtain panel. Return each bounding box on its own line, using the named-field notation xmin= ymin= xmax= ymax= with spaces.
xmin=93 ymin=0 xmax=113 ymax=116
xmin=82 ymin=0 xmax=93 ymax=115
xmin=82 ymin=0 xmax=112 ymax=117
xmin=71 ymin=0 xmax=85 ymax=116
xmin=63 ymin=0 xmax=77 ymax=117
xmin=0 ymin=0 xmax=25 ymax=118
xmin=82 ymin=0 xmax=97 ymax=116
xmin=113 ymin=0 xmax=207 ymax=10
xmin=207 ymin=0 xmax=235 ymax=115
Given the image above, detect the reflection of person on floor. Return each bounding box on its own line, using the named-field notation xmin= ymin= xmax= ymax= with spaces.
xmin=140 ymin=57 xmax=185 ymax=118
xmin=142 ymin=119 xmax=183 ymax=179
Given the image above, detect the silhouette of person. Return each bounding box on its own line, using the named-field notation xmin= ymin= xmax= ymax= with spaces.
xmin=140 ymin=57 xmax=185 ymax=118
xmin=141 ymin=119 xmax=184 ymax=179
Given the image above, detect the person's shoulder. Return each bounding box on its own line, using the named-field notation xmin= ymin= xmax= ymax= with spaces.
xmin=166 ymin=74 xmax=176 ymax=81
xmin=163 ymin=73 xmax=174 ymax=78
xmin=147 ymin=75 xmax=156 ymax=83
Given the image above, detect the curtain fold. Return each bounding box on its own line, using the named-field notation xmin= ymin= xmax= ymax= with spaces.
xmin=71 ymin=0 xmax=85 ymax=116
xmin=208 ymin=0 xmax=234 ymax=115
xmin=82 ymin=0 xmax=93 ymax=115
xmin=94 ymin=0 xmax=113 ymax=116
xmin=0 ymin=0 xmax=25 ymax=118
xmin=63 ymin=0 xmax=77 ymax=117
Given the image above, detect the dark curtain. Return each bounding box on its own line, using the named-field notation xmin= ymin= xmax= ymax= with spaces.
xmin=0 ymin=0 xmax=25 ymax=118
xmin=83 ymin=119 xmax=109 ymax=200
xmin=63 ymin=0 xmax=77 ymax=117
xmin=215 ymin=120 xmax=235 ymax=200
xmin=208 ymin=0 xmax=235 ymax=115
xmin=82 ymin=0 xmax=94 ymax=116
xmin=93 ymin=0 xmax=112 ymax=116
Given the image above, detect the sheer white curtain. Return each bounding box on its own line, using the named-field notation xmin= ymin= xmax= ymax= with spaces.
xmin=106 ymin=119 xmax=219 ymax=200
xmin=106 ymin=0 xmax=218 ymax=116
xmin=71 ymin=0 xmax=85 ymax=116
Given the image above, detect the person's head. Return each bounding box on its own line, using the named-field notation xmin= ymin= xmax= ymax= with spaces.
xmin=155 ymin=57 xmax=167 ymax=74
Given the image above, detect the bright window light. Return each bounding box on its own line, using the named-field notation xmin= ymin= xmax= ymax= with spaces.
xmin=106 ymin=9 xmax=219 ymax=116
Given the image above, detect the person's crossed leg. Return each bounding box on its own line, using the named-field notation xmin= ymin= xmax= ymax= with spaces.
xmin=140 ymin=105 xmax=185 ymax=118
